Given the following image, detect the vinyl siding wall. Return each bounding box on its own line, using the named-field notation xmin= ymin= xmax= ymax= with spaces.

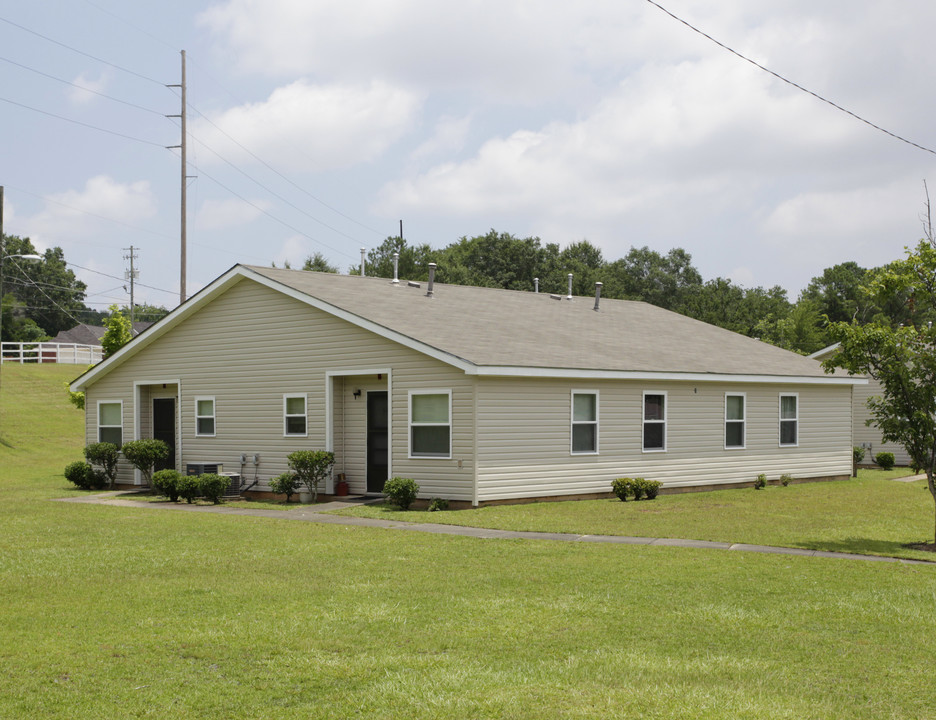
xmin=853 ymin=376 xmax=911 ymax=466
xmin=475 ymin=377 xmax=852 ymax=501
xmin=83 ymin=278 xmax=476 ymax=497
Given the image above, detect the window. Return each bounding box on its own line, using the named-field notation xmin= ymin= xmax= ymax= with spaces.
xmin=643 ymin=392 xmax=666 ymax=451
xmin=195 ymin=397 xmax=216 ymax=437
xmin=780 ymin=393 xmax=798 ymax=447
xmin=571 ymin=391 xmax=598 ymax=454
xmin=98 ymin=401 xmax=122 ymax=446
xmin=284 ymin=394 xmax=307 ymax=436
xmin=725 ymin=393 xmax=745 ymax=449
xmin=409 ymin=391 xmax=451 ymax=458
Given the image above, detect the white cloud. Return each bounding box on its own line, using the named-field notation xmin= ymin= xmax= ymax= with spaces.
xmin=191 ymin=80 xmax=421 ymax=172
xmin=409 ymin=115 xmax=472 ymax=165
xmin=195 ymin=197 xmax=270 ymax=231
xmin=68 ymin=71 xmax=112 ymax=105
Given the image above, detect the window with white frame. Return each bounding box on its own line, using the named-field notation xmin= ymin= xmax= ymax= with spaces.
xmin=779 ymin=393 xmax=798 ymax=447
xmin=409 ymin=391 xmax=451 ymax=458
xmin=284 ymin=394 xmax=307 ymax=436
xmin=98 ymin=401 xmax=123 ymax=446
xmin=571 ymin=391 xmax=598 ymax=454
xmin=643 ymin=392 xmax=666 ymax=451
xmin=725 ymin=393 xmax=745 ymax=449
xmin=195 ymin=397 xmax=216 ymax=437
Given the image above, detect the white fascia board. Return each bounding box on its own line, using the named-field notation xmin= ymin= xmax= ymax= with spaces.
xmin=70 ymin=267 xmax=248 ymax=391
xmin=468 ymin=365 xmax=868 ymax=385
xmin=241 ymin=267 xmax=476 ymax=373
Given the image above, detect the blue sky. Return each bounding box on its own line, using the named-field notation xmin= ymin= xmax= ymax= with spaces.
xmin=3 ymin=0 xmax=935 ymax=313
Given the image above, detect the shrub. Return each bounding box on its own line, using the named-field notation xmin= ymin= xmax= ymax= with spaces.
xmin=198 ymin=474 xmax=231 ymax=504
xmin=631 ymin=477 xmax=647 ymax=501
xmin=152 ymin=469 xmax=182 ymax=502
xmin=120 ymin=439 xmax=170 ymax=487
xmin=427 ymin=497 xmax=449 ymax=512
xmin=611 ymin=478 xmax=632 ymax=501
xmin=643 ymin=479 xmax=662 ymax=499
xmin=64 ymin=461 xmax=93 ymax=489
xmin=176 ymin=475 xmax=200 ymax=504
xmin=779 ymin=473 xmax=793 ymax=487
xmin=270 ymin=472 xmax=301 ymax=503
xmin=83 ymin=442 xmax=120 ymax=489
xmin=754 ymin=473 xmax=767 ymax=490
xmin=874 ymin=452 xmax=895 ymax=470
xmin=383 ymin=477 xmax=419 ymax=510
xmin=853 ymin=446 xmax=866 ymax=465
xmin=287 ymin=450 xmax=335 ymax=503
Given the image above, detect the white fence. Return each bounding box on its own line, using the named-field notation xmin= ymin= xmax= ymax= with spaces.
xmin=0 ymin=342 xmax=103 ymax=365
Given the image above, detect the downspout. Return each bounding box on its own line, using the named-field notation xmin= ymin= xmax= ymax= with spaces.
xmin=472 ymin=375 xmax=479 ymax=507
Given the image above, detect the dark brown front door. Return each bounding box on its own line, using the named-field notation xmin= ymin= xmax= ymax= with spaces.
xmin=366 ymin=391 xmax=388 ymax=493
xmin=153 ymin=398 xmax=176 ymax=471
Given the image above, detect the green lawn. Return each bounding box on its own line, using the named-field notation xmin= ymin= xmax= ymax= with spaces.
xmin=2 ymin=364 xmax=936 ymax=719
xmin=334 ymin=470 xmax=936 ymax=562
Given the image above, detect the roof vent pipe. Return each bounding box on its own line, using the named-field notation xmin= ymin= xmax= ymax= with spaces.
xmin=360 ymin=247 xmax=366 ymax=277
xmin=593 ymin=281 xmax=603 ymax=311
xmin=392 ymin=252 xmax=400 ymax=284
xmin=534 ymin=277 xmax=539 ymax=293
xmin=567 ymin=273 xmax=573 ymax=300
xmin=426 ymin=262 xmax=437 ymax=297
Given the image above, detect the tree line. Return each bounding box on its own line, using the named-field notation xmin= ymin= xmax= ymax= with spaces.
xmin=303 ymin=230 xmax=911 ymax=355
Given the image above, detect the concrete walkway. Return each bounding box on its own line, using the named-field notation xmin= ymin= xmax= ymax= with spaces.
xmin=56 ymin=491 xmax=935 ymax=566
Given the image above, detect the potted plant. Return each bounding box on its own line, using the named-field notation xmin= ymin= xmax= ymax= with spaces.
xmin=334 ymin=472 xmax=349 ymax=496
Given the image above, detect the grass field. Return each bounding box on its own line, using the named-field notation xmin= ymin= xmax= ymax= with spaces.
xmin=2 ymin=364 xmax=935 ymax=719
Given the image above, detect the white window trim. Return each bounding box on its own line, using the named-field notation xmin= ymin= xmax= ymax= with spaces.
xmin=408 ymin=389 xmax=452 ymax=460
xmin=283 ymin=393 xmax=308 ymax=437
xmin=97 ymin=400 xmax=123 ymax=445
xmin=779 ymin=392 xmax=799 ymax=447
xmin=724 ymin=392 xmax=746 ymax=450
xmin=570 ymin=390 xmax=599 ymax=455
xmin=642 ymin=390 xmax=667 ymax=453
xmin=195 ymin=396 xmax=216 ymax=438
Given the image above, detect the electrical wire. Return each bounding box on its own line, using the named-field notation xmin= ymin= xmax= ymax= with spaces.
xmin=644 ymin=0 xmax=936 ymax=157
xmin=64 ymin=261 xmax=178 ymax=297
xmin=0 ymin=55 xmax=165 ymax=116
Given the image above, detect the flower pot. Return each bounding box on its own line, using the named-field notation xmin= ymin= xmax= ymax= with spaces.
xmin=299 ymin=490 xmax=312 ymax=503
xmin=335 ymin=480 xmax=349 ymax=496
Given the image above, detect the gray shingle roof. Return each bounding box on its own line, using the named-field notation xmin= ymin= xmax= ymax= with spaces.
xmin=247 ymin=266 xmax=839 ymax=379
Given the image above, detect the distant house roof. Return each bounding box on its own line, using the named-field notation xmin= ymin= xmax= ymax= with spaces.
xmin=53 ymin=322 xmax=152 ymax=346
xmin=73 ymin=265 xmax=860 ymax=391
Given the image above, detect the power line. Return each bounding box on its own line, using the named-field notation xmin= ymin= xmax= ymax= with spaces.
xmin=0 ymin=15 xmax=166 ymax=87
xmin=65 ymin=261 xmax=178 ymax=296
xmin=644 ymin=0 xmax=936 ymax=157
xmin=0 ymin=95 xmax=166 ymax=147
xmin=0 ymin=55 xmax=166 ymax=116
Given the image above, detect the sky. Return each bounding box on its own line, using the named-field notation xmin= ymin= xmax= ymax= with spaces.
xmin=2 ymin=0 xmax=936 ymax=316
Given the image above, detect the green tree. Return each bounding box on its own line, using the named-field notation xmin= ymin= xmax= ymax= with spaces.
xmin=603 ymin=246 xmax=702 ymax=310
xmin=101 ymin=305 xmax=132 ymax=359
xmin=120 ymin=439 xmax=170 ymax=488
xmin=434 ymin=230 xmax=561 ymax=291
xmin=755 ymin=299 xmax=824 ymax=354
xmin=1 ymin=234 xmax=86 ymax=338
xmin=353 ymin=236 xmax=436 ymax=279
xmin=302 ymin=252 xmax=339 ymax=273
xmin=824 ymin=239 xmax=936 ymax=542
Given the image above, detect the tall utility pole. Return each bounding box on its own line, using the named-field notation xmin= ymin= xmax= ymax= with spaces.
xmin=123 ymin=246 xmax=138 ymax=326
xmin=166 ymin=50 xmax=187 ymax=306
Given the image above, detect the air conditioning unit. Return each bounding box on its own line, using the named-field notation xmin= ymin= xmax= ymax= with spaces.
xmin=186 ymin=462 xmax=223 ymax=475
xmin=220 ymin=472 xmax=241 ymax=497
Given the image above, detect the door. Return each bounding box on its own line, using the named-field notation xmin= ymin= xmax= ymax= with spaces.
xmin=366 ymin=391 xmax=388 ymax=493
xmin=153 ymin=398 xmax=176 ymax=471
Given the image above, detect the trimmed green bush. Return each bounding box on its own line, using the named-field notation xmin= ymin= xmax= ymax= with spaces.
xmin=64 ymin=461 xmax=93 ymax=489
xmin=120 ymin=439 xmax=170 ymax=487
xmin=874 ymin=452 xmax=895 ymax=470
xmin=853 ymin=446 xmax=866 ymax=465
xmin=383 ymin=477 xmax=419 ymax=510
xmin=177 ymin=475 xmax=200 ymax=504
xmin=643 ymin=479 xmax=662 ymax=499
xmin=270 ymin=472 xmax=301 ymax=503
xmin=287 ymin=450 xmax=335 ymax=504
xmin=754 ymin=473 xmax=767 ymax=490
xmin=198 ymin=473 xmax=231 ymax=504
xmin=152 ymin=469 xmax=182 ymax=502
xmin=631 ymin=477 xmax=647 ymax=501
xmin=611 ymin=478 xmax=632 ymax=502
xmin=427 ymin=497 xmax=449 ymax=512
xmin=83 ymin=442 xmax=120 ymax=489
xmin=779 ymin=473 xmax=793 ymax=487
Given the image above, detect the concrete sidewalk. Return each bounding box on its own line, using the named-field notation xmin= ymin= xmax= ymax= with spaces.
xmin=56 ymin=491 xmax=935 ymax=566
